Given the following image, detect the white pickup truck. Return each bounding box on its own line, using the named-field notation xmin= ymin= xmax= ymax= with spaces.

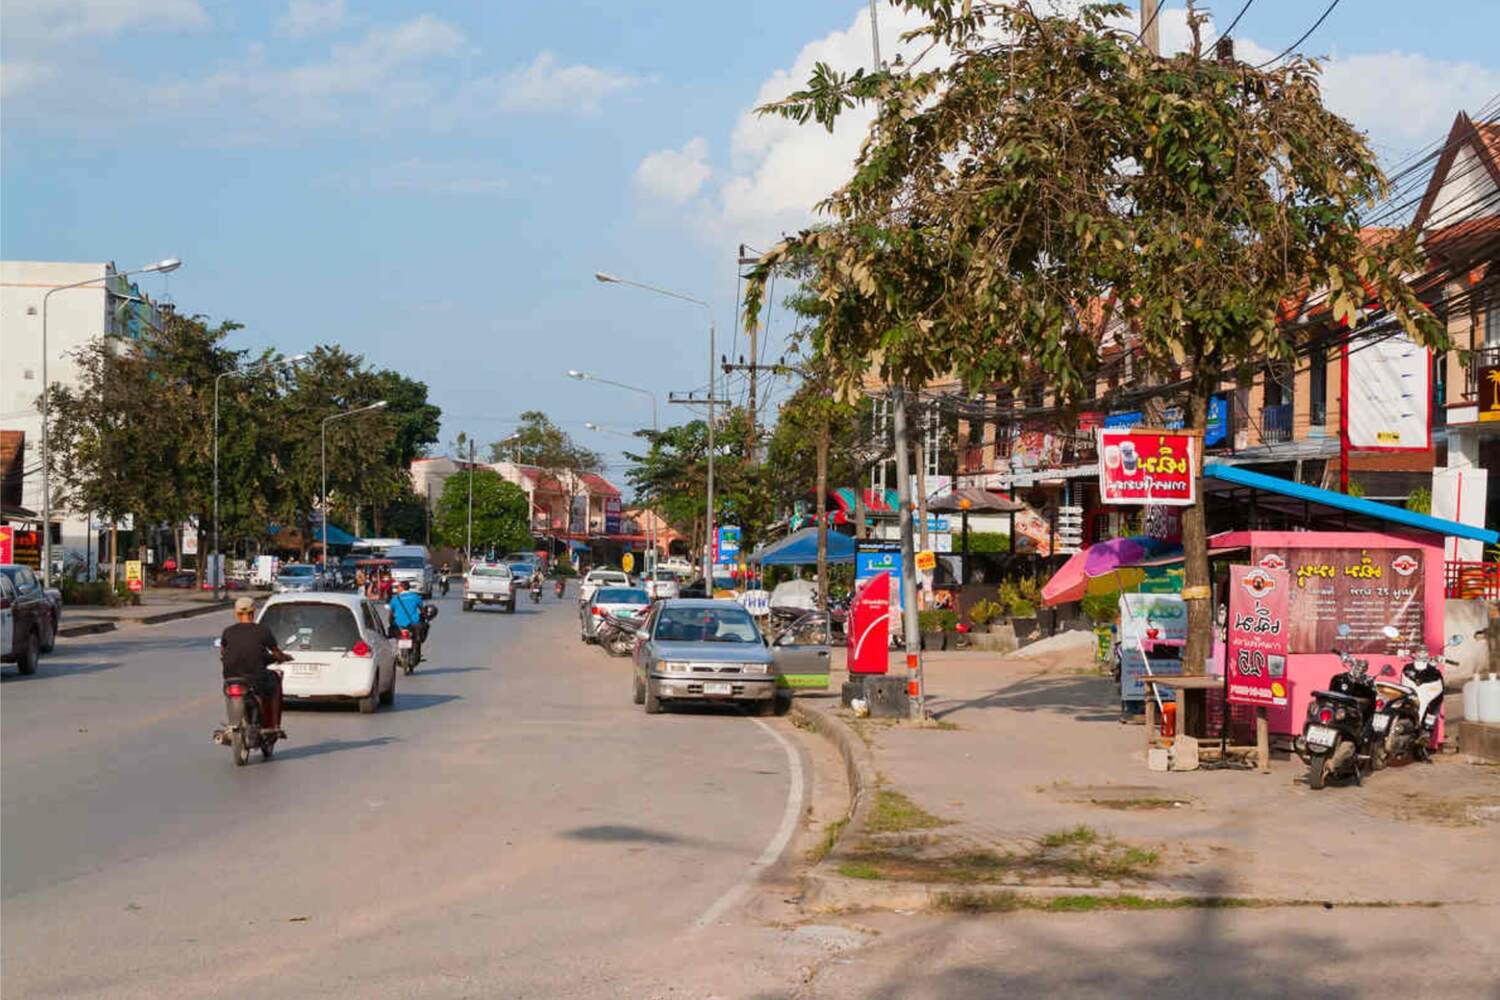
xmin=463 ymin=563 xmax=516 ymax=614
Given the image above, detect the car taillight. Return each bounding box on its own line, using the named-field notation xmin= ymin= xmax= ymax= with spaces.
xmin=1318 ymin=708 xmax=1332 ymax=724
xmin=226 ymin=683 xmax=245 ymax=697
xmin=593 ymin=606 xmax=603 ymax=616
xmin=350 ymin=641 xmax=371 ymax=657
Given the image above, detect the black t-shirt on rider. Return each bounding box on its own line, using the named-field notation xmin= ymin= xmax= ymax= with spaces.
xmin=221 ymin=622 xmax=280 ymax=680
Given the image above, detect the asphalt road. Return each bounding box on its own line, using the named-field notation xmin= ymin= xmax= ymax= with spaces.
xmin=1 ymin=591 xmax=812 ymax=999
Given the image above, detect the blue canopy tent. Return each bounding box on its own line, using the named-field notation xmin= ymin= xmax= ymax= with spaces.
xmin=747 ymin=526 xmax=856 ymax=566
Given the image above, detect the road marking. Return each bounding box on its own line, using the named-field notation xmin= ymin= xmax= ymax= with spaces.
xmin=690 ymin=715 xmax=804 ymax=933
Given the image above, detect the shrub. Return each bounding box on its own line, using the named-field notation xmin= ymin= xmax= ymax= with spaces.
xmin=918 ymin=609 xmax=959 ymax=632
xmin=1405 ymin=487 xmax=1431 ymax=515
xmin=1082 ymin=593 xmax=1119 ymax=624
xmin=998 ymin=577 xmax=1041 ymax=618
xmin=968 ymin=598 xmax=1002 ymax=627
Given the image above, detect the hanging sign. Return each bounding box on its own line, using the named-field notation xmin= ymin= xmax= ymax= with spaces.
xmin=125 ymin=560 xmax=144 ymax=593
xmin=914 ymin=549 xmax=937 ymax=572
xmin=1226 ymin=565 xmax=1290 ymax=708
xmin=1097 ymin=428 xmax=1198 ymax=507
xmin=0 ymin=525 xmax=10 ymax=564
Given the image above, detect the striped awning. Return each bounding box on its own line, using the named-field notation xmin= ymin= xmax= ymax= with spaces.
xmin=831 ymin=487 xmax=900 ymax=516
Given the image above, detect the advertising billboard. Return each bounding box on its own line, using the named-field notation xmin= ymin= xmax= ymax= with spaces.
xmin=1344 ymin=332 xmax=1430 ymax=450
xmin=1097 ymin=429 xmax=1198 ymax=506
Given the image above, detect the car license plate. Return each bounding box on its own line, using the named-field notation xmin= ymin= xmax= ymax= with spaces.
xmin=398 ymin=639 xmax=413 ymax=650
xmin=291 ymin=664 xmax=320 ymax=677
xmin=1372 ymin=714 xmax=1390 ymax=734
xmin=704 ymin=681 xmax=733 ymax=696
xmin=1306 ymin=724 xmax=1336 ymax=748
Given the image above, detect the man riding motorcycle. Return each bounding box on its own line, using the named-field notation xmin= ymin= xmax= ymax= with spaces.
xmin=390 ymin=581 xmax=428 ymax=661
xmin=220 ymin=596 xmax=291 ymax=731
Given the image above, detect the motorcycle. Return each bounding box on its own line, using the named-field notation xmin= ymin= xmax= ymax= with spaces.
xmin=596 ymin=610 xmax=642 ymax=658
xmin=395 ymin=604 xmax=440 ymax=675
xmin=530 ymin=577 xmax=543 ymax=604
xmin=214 ymin=668 xmax=285 ymax=767
xmin=554 ymin=578 xmax=566 ymax=599
xmin=1297 ymin=647 xmax=1379 ymax=789
xmin=1371 ymin=626 xmax=1457 ymax=769
xmin=440 ymin=574 xmax=450 ymax=596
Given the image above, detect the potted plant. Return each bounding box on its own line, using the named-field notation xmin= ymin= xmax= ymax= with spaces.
xmin=1003 ymin=578 xmax=1039 ymax=640
xmin=918 ymin=609 xmax=948 ymax=651
xmin=938 ymin=609 xmax=962 ymax=647
xmin=968 ymin=598 xmax=1000 ymax=634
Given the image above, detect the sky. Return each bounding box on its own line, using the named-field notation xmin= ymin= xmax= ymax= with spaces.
xmin=4 ymin=1 xmax=1498 ymax=479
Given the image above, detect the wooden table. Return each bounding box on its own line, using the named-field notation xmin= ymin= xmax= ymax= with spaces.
xmin=1143 ymin=675 xmax=1270 ymax=773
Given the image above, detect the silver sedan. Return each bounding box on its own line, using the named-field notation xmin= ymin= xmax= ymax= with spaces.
xmin=631 ymin=599 xmax=781 ymax=715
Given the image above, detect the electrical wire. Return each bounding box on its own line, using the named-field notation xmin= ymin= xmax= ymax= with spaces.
xmin=1202 ymin=0 xmax=1255 ymax=51
xmin=1254 ymin=0 xmax=1341 ymax=69
xmin=1134 ymin=0 xmax=1164 ymax=45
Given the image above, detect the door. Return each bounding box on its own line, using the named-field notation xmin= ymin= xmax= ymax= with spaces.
xmin=0 ymin=575 xmax=15 ymax=657
xmin=772 ymin=612 xmax=833 ymax=691
xmin=363 ymin=601 xmax=396 ymax=683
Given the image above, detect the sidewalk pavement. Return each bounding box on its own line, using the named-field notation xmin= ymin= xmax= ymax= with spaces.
xmin=803 ymin=637 xmax=1500 ymax=907
xmin=59 ymin=589 xmax=247 ymax=636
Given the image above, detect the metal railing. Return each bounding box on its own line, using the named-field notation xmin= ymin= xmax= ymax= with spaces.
xmin=1465 ymin=344 xmax=1500 ymax=400
xmin=1446 ymin=561 xmax=1500 ymax=600
xmin=1260 ymin=403 xmax=1294 ymax=444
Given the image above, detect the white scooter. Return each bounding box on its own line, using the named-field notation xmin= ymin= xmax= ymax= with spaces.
xmin=1369 ymin=625 xmax=1455 ymax=770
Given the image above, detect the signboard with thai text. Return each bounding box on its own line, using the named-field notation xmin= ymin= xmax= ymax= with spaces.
xmin=1097 ymin=428 xmax=1197 ymax=506
xmin=1253 ymin=547 xmax=1424 ymax=654
xmin=1227 ymin=565 xmax=1290 ymax=708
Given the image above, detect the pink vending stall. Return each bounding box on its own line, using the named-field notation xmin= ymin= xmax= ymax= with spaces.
xmin=1208 ymin=530 xmax=1446 ymax=739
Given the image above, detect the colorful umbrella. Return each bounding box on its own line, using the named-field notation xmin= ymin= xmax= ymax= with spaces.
xmin=1041 ymin=536 xmax=1180 ymax=606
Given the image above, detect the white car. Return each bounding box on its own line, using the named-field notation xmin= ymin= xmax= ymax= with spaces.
xmin=257 ymin=593 xmax=397 ymax=713
xmin=386 ymin=546 xmax=433 ymax=597
xmin=643 ymin=568 xmax=681 ymax=602
xmin=580 ymin=586 xmax=650 ymax=642
xmin=578 ymin=569 xmax=631 ymax=606
xmin=273 ymin=563 xmax=323 ymax=594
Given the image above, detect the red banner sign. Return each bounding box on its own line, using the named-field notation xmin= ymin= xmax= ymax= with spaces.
xmin=0 ymin=525 xmax=11 ymax=564
xmin=847 ymin=571 xmax=891 ymax=675
xmin=1227 ymin=565 xmax=1291 ymax=708
xmin=1097 ymin=429 xmax=1197 ymax=506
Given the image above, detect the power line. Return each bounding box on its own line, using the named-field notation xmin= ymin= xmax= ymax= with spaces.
xmin=1254 ymin=0 xmax=1341 ymax=69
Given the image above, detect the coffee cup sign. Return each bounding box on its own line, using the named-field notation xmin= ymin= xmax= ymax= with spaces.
xmin=1097 ymin=428 xmax=1198 ymax=507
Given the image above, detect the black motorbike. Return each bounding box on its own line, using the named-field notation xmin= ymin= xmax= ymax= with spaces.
xmin=530 ymin=577 xmax=543 ymax=603
xmin=1296 ymin=649 xmax=1379 ymax=789
xmin=596 ymin=610 xmax=642 ymax=658
xmin=440 ymin=573 xmax=450 ymax=596
xmin=395 ymin=604 xmax=440 ymax=675
xmin=214 ymin=671 xmax=284 ymax=766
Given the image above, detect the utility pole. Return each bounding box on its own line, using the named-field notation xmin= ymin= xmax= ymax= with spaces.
xmin=668 ymin=389 xmax=730 ymax=581
xmin=466 ymin=437 xmax=475 ymax=565
xmin=1141 ymin=0 xmax=1161 ymax=56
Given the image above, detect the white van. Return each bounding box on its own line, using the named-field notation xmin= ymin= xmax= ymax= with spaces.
xmin=384 ymin=544 xmax=433 ymax=598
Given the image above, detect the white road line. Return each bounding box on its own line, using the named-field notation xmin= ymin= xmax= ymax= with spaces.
xmin=689 ymin=715 xmax=805 ymax=933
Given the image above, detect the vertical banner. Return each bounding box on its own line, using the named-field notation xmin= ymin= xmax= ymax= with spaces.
xmin=604 ymin=497 xmax=622 ymax=535
xmin=0 ymin=525 xmax=11 ymax=564
xmin=848 ymin=571 xmax=892 ymax=674
xmin=1097 ymin=428 xmax=1198 ymax=506
xmin=1227 ymin=565 xmax=1290 ymax=708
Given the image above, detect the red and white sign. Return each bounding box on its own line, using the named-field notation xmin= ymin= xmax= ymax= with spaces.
xmin=847 ymin=571 xmax=891 ymax=675
xmin=1227 ymin=564 xmax=1290 ymax=708
xmin=1097 ymin=429 xmax=1197 ymax=507
xmin=0 ymin=525 xmax=11 ymax=564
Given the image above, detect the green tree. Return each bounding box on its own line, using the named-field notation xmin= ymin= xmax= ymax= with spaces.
xmin=432 ymin=470 xmax=531 ymax=555
xmin=745 ymin=1 xmax=1444 ymax=674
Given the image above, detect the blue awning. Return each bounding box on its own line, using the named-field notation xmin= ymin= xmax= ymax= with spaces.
xmin=1203 ymin=464 xmax=1498 ymax=544
xmin=268 ymin=522 xmax=358 ymax=547
xmin=568 ymin=539 xmax=591 ymax=553
xmin=748 ymin=526 xmax=856 ymax=565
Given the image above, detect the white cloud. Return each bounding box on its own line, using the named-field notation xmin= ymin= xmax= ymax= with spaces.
xmin=0 ymin=60 xmax=58 ymax=99
xmin=634 ymin=137 xmax=712 ymax=204
xmin=275 ymin=0 xmax=348 ymax=40
xmin=483 ymin=51 xmax=643 ymax=115
xmin=5 ymin=0 xmax=207 ymax=40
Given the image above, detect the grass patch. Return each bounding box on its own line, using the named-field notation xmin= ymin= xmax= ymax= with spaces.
xmin=808 ymin=817 xmax=849 ymax=864
xmin=1087 ymin=797 xmax=1188 ymax=811
xmin=837 ymin=862 xmax=883 ymax=880
xmin=935 ymin=893 xmax=1284 ymax=914
xmin=1039 ymin=825 xmax=1098 ymax=849
xmin=839 ymin=827 xmax=1160 ymax=886
xmin=866 ymin=790 xmax=950 ymax=834
xmin=934 ymin=890 xmax=1026 ymax=913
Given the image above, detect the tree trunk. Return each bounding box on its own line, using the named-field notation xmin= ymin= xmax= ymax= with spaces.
xmin=816 ymin=416 xmax=829 ymax=611
xmin=1180 ymin=375 xmax=1214 ymax=677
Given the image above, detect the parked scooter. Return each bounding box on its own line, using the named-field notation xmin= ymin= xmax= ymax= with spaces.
xmin=596 ymin=610 xmax=641 ymax=658
xmin=214 ymin=668 xmax=285 ymax=766
xmin=1371 ymin=626 xmax=1457 ymax=769
xmin=1297 ymin=647 xmax=1379 ymax=789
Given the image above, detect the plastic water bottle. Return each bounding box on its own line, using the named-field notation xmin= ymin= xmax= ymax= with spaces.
xmin=1479 ymin=675 xmax=1500 ymax=725
xmin=1463 ymin=675 xmax=1482 ymax=722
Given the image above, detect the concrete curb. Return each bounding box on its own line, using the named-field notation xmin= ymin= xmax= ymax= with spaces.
xmin=789 ymin=699 xmax=877 ymax=865
xmin=58 ymin=601 xmax=233 ymax=638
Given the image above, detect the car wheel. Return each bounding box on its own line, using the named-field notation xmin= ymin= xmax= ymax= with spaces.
xmin=774 ymin=693 xmax=792 ymax=716
xmin=463 ymin=601 xmax=474 ymax=612
xmin=506 ymin=600 xmax=516 ymax=614
xmin=38 ymin=614 xmax=57 ymax=653
xmin=16 ymin=629 xmax=40 ymax=676
xmin=380 ymin=671 xmax=395 ymax=706
xmin=643 ymin=680 xmax=663 ymax=715
xmin=358 ymin=676 xmax=379 ymax=714
xmin=633 ymin=674 xmax=645 ymax=705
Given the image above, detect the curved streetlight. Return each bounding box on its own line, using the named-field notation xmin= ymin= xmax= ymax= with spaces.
xmin=40 ymin=257 xmax=182 ymax=585
xmin=592 ymin=272 xmax=715 ymax=583
xmin=321 ymin=401 xmax=387 ymax=567
xmin=214 ymin=353 xmax=308 ymax=597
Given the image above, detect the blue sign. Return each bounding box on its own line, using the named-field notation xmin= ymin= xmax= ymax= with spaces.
xmin=717 ymin=526 xmax=741 ymax=560
xmin=855 ymin=543 xmax=904 ymax=607
xmin=1205 ymin=393 xmax=1229 ymax=448
xmin=1104 ymin=411 xmax=1143 ymax=429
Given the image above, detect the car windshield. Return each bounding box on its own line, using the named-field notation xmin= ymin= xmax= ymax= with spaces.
xmin=279 ymin=565 xmax=315 ymax=578
xmin=510 ymin=563 xmax=534 ymax=574
xmin=651 ymin=570 xmax=676 ymax=581
xmin=260 ymin=602 xmax=361 ymax=651
xmin=473 ymin=566 xmax=511 ymax=578
xmin=592 ymin=573 xmax=628 ymax=585
xmin=595 ymin=588 xmax=648 ymax=605
xmin=391 ymin=556 xmax=426 ymax=569
xmin=655 ymin=606 xmax=760 ymax=643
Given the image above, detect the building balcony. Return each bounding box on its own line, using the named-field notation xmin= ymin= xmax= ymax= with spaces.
xmin=1464 ymin=344 xmax=1500 ymax=401
xmin=1261 ymin=403 xmax=1294 ymax=444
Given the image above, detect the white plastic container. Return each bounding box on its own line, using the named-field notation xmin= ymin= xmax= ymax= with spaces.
xmin=1463 ymin=676 xmax=1482 ymax=721
xmin=1479 ymin=674 xmax=1500 ymax=725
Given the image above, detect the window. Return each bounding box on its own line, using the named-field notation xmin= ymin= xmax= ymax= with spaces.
xmin=654 ymin=606 xmax=760 ymax=643
xmin=1487 ymin=291 xmax=1500 ymax=347
xmin=391 ymin=556 xmax=426 ymax=569
xmin=362 ymin=603 xmax=386 ymax=636
xmin=1309 ymin=345 xmax=1327 ymax=426
xmin=473 ymin=566 xmax=511 ymax=578
xmin=595 ymin=588 xmax=648 ymax=605
xmin=260 ymin=602 xmax=362 ymax=652
xmin=782 ymin=612 xmax=830 ymax=646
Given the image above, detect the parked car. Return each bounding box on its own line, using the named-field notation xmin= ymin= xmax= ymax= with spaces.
xmin=386 ymin=545 xmax=433 ymax=598
xmin=463 ymin=562 xmax=516 ymax=613
xmin=163 ymin=570 xmax=199 ymax=589
xmin=1 ymin=564 xmax=59 ymax=673
xmin=257 ymin=592 xmax=397 ymax=712
xmin=643 ymin=568 xmax=681 ymax=602
xmin=273 ymin=563 xmax=323 ymax=594
xmin=579 ymin=568 xmax=631 ymax=606
xmin=632 ymin=599 xmax=782 ymax=715
xmin=580 ymin=586 xmax=650 ymax=643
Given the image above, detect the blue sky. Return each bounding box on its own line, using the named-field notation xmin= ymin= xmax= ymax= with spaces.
xmin=4 ymin=1 xmax=1498 ymax=475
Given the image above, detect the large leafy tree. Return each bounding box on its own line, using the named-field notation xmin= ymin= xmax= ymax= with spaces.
xmin=745 ymin=1 xmax=1445 ymax=673
xmin=432 ymin=470 xmax=531 ymax=556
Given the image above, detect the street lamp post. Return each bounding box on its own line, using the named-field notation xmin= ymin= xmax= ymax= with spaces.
xmin=570 ymin=371 xmax=659 ymax=572
xmin=321 ymin=401 xmax=387 ymax=570
xmin=214 ymin=354 xmax=307 ymax=598
xmin=593 ymin=272 xmax=716 ymax=584
xmin=40 ymin=257 xmax=181 ymax=585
